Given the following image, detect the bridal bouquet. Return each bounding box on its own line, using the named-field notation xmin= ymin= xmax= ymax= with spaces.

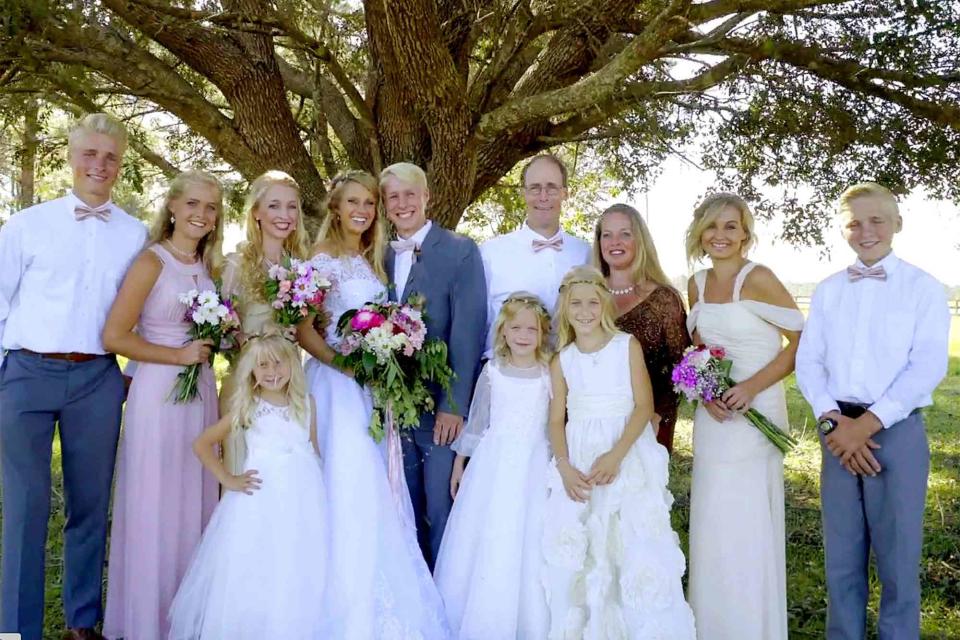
xmin=264 ymin=256 xmax=332 ymax=327
xmin=332 ymin=294 xmax=455 ymax=442
xmin=171 ymin=289 xmax=242 ymax=404
xmin=672 ymin=344 xmax=798 ymax=454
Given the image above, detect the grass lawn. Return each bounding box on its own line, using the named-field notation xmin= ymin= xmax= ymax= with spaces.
xmin=1 ymin=320 xmax=958 ymax=639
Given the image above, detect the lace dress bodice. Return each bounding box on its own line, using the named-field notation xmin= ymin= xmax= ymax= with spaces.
xmin=312 ymin=252 xmax=386 ymax=347
xmin=244 ymin=398 xmax=314 ymax=458
xmin=452 ymin=360 xmax=551 ymax=456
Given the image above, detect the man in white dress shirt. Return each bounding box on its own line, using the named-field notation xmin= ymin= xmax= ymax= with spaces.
xmin=796 ymin=183 xmax=950 ymax=640
xmin=480 ymin=154 xmax=591 ymax=359
xmin=0 ymin=114 xmax=147 ymax=640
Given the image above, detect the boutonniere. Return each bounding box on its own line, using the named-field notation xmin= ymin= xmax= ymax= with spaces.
xmin=412 ymin=246 xmax=422 ymax=264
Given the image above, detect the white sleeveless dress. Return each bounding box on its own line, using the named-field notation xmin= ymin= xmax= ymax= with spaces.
xmin=434 ymin=360 xmax=551 ymax=639
xmin=542 ymin=332 xmax=697 ymax=640
xmin=167 ymin=398 xmax=328 ymax=639
xmin=304 ymin=253 xmax=450 ymax=640
xmin=686 ymin=262 xmax=804 ymax=640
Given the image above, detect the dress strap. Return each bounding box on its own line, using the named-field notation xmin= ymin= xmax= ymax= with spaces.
xmin=147 ymin=243 xmax=167 ymax=265
xmin=693 ymin=270 xmax=707 ymax=302
xmin=732 ymin=261 xmax=757 ymax=302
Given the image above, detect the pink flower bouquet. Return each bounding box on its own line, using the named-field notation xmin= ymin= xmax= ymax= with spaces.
xmin=264 ymin=256 xmax=332 ymax=327
xmin=333 ymin=293 xmax=455 ymax=442
xmin=671 ymin=344 xmax=797 ymax=454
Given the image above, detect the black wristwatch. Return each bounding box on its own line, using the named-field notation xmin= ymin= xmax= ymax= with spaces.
xmin=818 ymin=416 xmax=838 ymax=436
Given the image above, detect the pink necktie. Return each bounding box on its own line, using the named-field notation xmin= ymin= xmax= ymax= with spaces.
xmin=532 ymin=236 xmax=563 ymax=252
xmin=74 ymin=203 xmax=111 ymax=222
xmin=847 ymin=265 xmax=887 ymax=282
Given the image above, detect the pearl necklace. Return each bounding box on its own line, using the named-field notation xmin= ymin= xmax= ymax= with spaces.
xmin=165 ymin=239 xmax=198 ymax=261
xmin=609 ymin=283 xmax=635 ymax=296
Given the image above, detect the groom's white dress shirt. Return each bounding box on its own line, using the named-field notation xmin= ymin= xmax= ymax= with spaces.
xmin=480 ymin=223 xmax=590 ymax=358
xmin=795 ymin=251 xmax=950 ymax=428
xmin=0 ymin=192 xmax=147 ymax=360
xmin=391 ymin=220 xmax=433 ymax=301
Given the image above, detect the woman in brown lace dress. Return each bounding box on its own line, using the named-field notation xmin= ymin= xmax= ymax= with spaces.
xmin=593 ymin=203 xmax=690 ymax=453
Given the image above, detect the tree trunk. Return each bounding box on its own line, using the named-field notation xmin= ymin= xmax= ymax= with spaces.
xmin=18 ymin=99 xmax=38 ymax=209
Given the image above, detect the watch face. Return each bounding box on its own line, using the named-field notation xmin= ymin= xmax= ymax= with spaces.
xmin=819 ymin=418 xmax=836 ymax=434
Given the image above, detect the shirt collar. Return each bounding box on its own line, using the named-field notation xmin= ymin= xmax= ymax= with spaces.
xmin=853 ymin=250 xmax=900 ymax=275
xmin=402 ymin=219 xmax=432 ymax=246
xmin=518 ymin=222 xmax=563 ymax=243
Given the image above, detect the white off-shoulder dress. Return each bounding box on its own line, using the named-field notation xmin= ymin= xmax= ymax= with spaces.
xmin=686 ymin=262 xmax=804 ymax=640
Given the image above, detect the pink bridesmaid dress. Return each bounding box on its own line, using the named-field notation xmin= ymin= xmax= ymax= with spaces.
xmin=103 ymin=244 xmax=219 ymax=640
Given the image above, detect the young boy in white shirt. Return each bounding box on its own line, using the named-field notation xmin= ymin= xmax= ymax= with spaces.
xmin=796 ymin=182 xmax=950 ymax=639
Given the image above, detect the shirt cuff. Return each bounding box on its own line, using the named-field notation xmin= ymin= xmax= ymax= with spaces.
xmin=812 ymin=396 xmax=840 ymax=420
xmin=868 ymin=397 xmax=905 ymax=429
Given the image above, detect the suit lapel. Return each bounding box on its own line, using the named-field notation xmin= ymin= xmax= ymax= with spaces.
xmin=403 ymin=223 xmax=441 ymax=302
xmin=385 ymin=247 xmax=397 ymax=301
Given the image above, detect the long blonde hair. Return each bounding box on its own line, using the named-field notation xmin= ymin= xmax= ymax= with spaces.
xmin=238 ymin=171 xmax=311 ymax=300
xmin=229 ymin=334 xmax=309 ymax=431
xmin=555 ymin=265 xmax=619 ymax=349
xmin=592 ymin=203 xmax=672 ymax=288
xmin=684 ymin=192 xmax=756 ymax=264
xmin=314 ymin=170 xmax=388 ymax=282
xmin=148 ymin=170 xmax=225 ymax=277
xmin=492 ymin=292 xmax=553 ymax=364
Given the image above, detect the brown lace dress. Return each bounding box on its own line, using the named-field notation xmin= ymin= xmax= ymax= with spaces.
xmin=615 ymin=285 xmax=691 ymax=453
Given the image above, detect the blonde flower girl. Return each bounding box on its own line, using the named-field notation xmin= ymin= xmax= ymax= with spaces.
xmin=434 ymin=292 xmax=553 ymax=639
xmin=542 ymin=266 xmax=696 ymax=639
xmin=168 ymin=334 xmax=328 ymax=639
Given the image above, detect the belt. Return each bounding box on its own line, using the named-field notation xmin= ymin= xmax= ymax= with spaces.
xmin=837 ymin=401 xmax=920 ymax=420
xmin=18 ymin=349 xmax=111 ymax=363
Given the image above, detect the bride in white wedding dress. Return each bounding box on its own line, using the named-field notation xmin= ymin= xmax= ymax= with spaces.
xmin=297 ymin=172 xmax=449 ymax=640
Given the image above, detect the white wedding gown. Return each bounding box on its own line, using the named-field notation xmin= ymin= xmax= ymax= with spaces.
xmin=305 ymin=252 xmax=450 ymax=640
xmin=686 ymin=262 xmax=804 ymax=640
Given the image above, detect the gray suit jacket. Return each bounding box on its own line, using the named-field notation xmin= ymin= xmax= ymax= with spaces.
xmin=385 ymin=223 xmax=487 ymax=430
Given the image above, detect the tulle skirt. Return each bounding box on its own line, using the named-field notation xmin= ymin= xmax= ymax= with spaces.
xmin=167 ymin=445 xmax=328 ymax=639
xmin=434 ymin=427 xmax=550 ymax=639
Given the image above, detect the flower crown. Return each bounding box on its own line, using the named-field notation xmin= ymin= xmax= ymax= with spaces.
xmin=559 ymin=279 xmax=611 ymax=293
xmin=503 ymin=293 xmax=550 ymax=318
xmin=327 ymin=170 xmax=369 ymax=191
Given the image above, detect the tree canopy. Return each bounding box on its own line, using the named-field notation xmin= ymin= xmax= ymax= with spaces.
xmin=1 ymin=0 xmax=958 ymax=242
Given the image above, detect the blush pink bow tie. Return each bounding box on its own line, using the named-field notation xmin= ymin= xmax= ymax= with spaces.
xmin=847 ymin=264 xmax=887 ymax=282
xmin=532 ymin=236 xmax=563 ymax=252
xmin=74 ymin=203 xmax=111 ymax=222
xmin=390 ymin=239 xmax=418 ymax=253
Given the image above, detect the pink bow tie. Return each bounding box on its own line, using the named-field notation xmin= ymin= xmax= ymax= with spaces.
xmin=847 ymin=264 xmax=887 ymax=282
xmin=532 ymin=236 xmax=563 ymax=252
xmin=390 ymin=239 xmax=418 ymax=254
xmin=74 ymin=203 xmax=111 ymax=222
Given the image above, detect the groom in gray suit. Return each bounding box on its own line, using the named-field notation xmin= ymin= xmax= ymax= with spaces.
xmin=381 ymin=162 xmax=487 ymax=569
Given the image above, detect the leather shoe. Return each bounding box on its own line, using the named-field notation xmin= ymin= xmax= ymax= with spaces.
xmin=62 ymin=628 xmax=106 ymax=640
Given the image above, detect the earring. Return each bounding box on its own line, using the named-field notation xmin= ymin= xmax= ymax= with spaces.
xmin=169 ymin=216 xmax=175 ymax=224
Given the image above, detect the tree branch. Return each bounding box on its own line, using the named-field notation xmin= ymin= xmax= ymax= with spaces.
xmin=476 ymin=0 xmax=693 ymax=139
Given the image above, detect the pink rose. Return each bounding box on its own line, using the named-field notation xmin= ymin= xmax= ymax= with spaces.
xmin=709 ymin=346 xmax=726 ymax=359
xmin=350 ymin=310 xmax=385 ymax=331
